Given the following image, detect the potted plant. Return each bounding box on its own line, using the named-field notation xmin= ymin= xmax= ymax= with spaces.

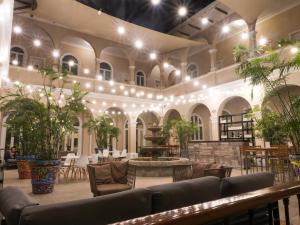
xmin=0 ymin=67 xmax=88 ymax=193
xmin=167 ymin=119 xmax=196 ymax=158
xmin=1 ymin=97 xmax=39 ymax=179
xmin=233 ymin=44 xmax=250 ymax=63
xmin=236 ymin=39 xmax=300 ymax=175
xmin=85 ymin=115 xmax=120 ymax=151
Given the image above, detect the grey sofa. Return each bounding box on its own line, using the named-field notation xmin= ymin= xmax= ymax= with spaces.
xmin=0 ymin=172 xmax=274 ymax=225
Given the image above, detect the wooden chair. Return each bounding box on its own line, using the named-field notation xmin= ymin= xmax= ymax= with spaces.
xmin=172 ymin=164 xmax=192 ymax=182
xmin=87 ymin=162 xmax=136 ymax=197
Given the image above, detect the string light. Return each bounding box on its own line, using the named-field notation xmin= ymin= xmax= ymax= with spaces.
xmin=83 ymin=68 xmax=90 ymax=74
xmin=27 ymin=65 xmax=33 ymax=71
xmin=149 ymin=52 xmax=157 ymax=60
xmin=291 ymin=47 xmax=299 ymax=54
xmin=222 ymin=25 xmax=230 ymax=33
xmin=259 ymin=37 xmax=268 ymax=46
xmin=151 ymin=0 xmax=161 ymax=5
xmin=241 ymin=32 xmax=249 ymax=40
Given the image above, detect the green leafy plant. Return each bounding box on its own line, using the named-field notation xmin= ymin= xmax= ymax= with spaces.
xmin=233 ymin=44 xmax=249 ymax=63
xmin=247 ymin=107 xmax=287 ymax=145
xmin=237 ymin=39 xmax=300 ymax=153
xmin=166 ymin=119 xmax=197 ymax=157
xmin=85 ymin=115 xmax=120 ymax=149
xmin=0 ymin=67 xmax=88 ymax=160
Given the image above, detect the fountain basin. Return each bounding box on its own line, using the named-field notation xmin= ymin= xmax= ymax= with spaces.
xmin=129 ymin=157 xmax=190 ymax=177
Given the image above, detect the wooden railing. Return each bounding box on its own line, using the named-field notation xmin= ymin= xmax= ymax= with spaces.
xmin=112 ymin=182 xmax=300 ymax=225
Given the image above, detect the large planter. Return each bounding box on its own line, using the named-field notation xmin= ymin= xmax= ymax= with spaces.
xmin=16 ymin=156 xmax=35 ymax=179
xmin=31 ymin=160 xmax=60 ymax=194
xmin=290 ymin=154 xmax=300 ymax=177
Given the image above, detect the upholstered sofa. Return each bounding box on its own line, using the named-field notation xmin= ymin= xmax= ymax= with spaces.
xmin=0 ymin=172 xmax=274 ymax=225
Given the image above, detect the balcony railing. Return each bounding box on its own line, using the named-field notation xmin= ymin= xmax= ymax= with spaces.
xmin=112 ymin=182 xmax=300 ymax=225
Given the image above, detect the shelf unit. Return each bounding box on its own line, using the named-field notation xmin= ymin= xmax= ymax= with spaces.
xmin=219 ymin=113 xmax=255 ymax=145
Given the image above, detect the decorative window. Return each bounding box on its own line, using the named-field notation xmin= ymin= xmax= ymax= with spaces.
xmin=61 ymin=55 xmax=79 ymax=75
xmin=10 ymin=47 xmax=25 ymax=66
xmin=100 ymin=62 xmax=112 ymax=81
xmin=136 ymin=71 xmax=145 ymax=86
xmin=191 ymin=114 xmax=203 ymax=141
xmin=187 ymin=63 xmax=198 ymax=79
xmin=29 ymin=56 xmax=45 ymax=69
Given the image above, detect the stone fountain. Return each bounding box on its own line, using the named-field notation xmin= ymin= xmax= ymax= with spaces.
xmin=140 ymin=125 xmax=168 ymax=157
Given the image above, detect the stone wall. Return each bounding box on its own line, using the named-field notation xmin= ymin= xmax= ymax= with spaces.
xmin=188 ymin=141 xmax=244 ymax=168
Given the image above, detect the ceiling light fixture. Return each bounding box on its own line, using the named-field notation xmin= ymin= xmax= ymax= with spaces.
xmin=117 ymin=26 xmax=125 ymax=35
xmin=222 ymin=25 xmax=230 ymax=33
xmin=12 ymin=59 xmax=18 ymax=66
xmin=151 ymin=0 xmax=161 ymax=5
xmin=259 ymin=37 xmax=268 ymax=46
xmin=175 ymin=69 xmax=181 ymax=76
xmin=52 ymin=49 xmax=60 ymax=58
xmin=68 ymin=60 xmax=75 ymax=67
xmin=135 ymin=40 xmax=143 ymax=49
xmin=149 ymin=52 xmax=157 ymax=60
xmin=241 ymin=32 xmax=249 ymax=40
xmin=178 ymin=6 xmax=187 ymax=17
xmin=33 ymin=39 xmax=41 ymax=47
xmin=13 ymin=25 xmax=22 ymax=34
xmin=163 ymin=62 xmax=169 ymax=68
xmin=201 ymin=18 xmax=209 ymax=25
xmin=27 ymin=65 xmax=33 ymax=71
xmin=291 ymin=47 xmax=299 ymax=54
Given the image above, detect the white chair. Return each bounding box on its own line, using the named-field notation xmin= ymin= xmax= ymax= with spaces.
xmin=102 ymin=149 xmax=109 ymax=161
xmin=59 ymin=153 xmax=76 ymax=181
xmin=90 ymin=154 xmax=99 ymax=164
xmin=72 ymin=155 xmax=89 ymax=179
xmin=112 ymin=150 xmax=121 ymax=160
xmin=120 ymin=149 xmax=127 ymax=158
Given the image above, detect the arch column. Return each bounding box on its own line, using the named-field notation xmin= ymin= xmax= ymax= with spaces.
xmin=0 ymin=0 xmax=14 ymax=85
xmin=180 ymin=62 xmax=187 ymax=81
xmin=128 ymin=116 xmax=137 ymax=153
xmin=129 ymin=65 xmax=136 ymax=85
xmin=248 ymin=21 xmax=257 ymax=57
xmin=210 ymin=114 xmax=219 ymax=141
xmin=209 ymin=48 xmax=218 ymax=72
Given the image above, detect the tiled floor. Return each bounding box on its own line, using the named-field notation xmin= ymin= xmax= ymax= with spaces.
xmin=3 ymin=169 xmax=300 ymax=224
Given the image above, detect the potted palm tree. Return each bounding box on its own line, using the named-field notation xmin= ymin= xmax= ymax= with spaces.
xmin=236 ymin=39 xmax=300 ymax=175
xmin=167 ymin=119 xmax=196 ymax=158
xmin=1 ymin=96 xmax=39 ymax=179
xmin=0 ymin=67 xmax=88 ymax=194
xmin=85 ymin=115 xmax=120 ymax=151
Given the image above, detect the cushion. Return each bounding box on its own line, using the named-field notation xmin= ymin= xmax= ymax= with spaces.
xmin=96 ymin=183 xmax=131 ymax=196
xmin=19 ymin=188 xmax=152 ymax=225
xmin=221 ymin=172 xmax=274 ymax=198
xmin=95 ymin=164 xmax=113 ymax=184
xmin=147 ymin=176 xmax=221 ymax=213
xmin=110 ymin=161 xmax=128 ymax=184
xmin=0 ymin=186 xmax=37 ymax=225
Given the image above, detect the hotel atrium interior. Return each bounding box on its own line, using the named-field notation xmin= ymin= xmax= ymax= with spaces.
xmin=1 ymin=0 xmax=300 ymax=224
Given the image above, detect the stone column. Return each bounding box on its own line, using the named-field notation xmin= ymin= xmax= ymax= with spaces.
xmin=208 ymin=48 xmax=218 ymax=72
xmin=128 ymin=118 xmax=137 ymax=153
xmin=0 ymin=0 xmax=14 ymax=87
xmin=180 ymin=62 xmax=187 ymax=81
xmin=210 ymin=115 xmax=219 ymax=141
xmin=128 ymin=65 xmax=136 ymax=85
xmin=159 ymin=65 xmax=165 ymax=89
xmin=248 ymin=22 xmax=257 ymax=57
